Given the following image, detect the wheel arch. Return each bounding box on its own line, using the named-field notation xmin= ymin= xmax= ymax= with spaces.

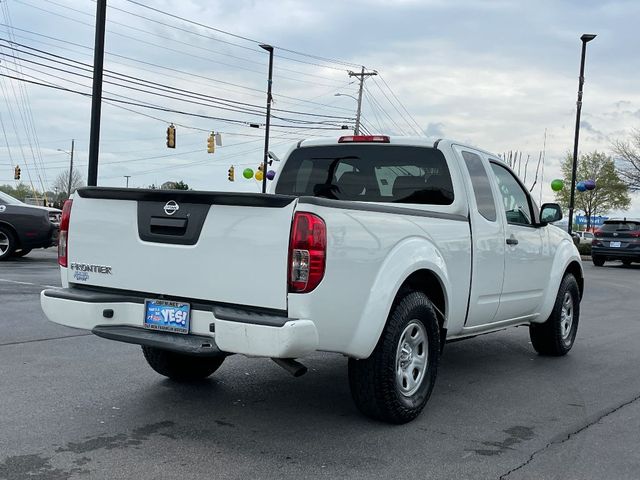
xmin=534 ymin=241 xmax=583 ymax=323
xmin=346 ymin=236 xmax=452 ymax=359
xmin=564 ymin=260 xmax=584 ymax=299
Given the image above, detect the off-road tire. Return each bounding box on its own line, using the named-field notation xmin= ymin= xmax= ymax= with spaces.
xmin=592 ymin=256 xmax=605 ymax=267
xmin=530 ymin=274 xmax=580 ymax=356
xmin=0 ymin=225 xmax=17 ymax=261
xmin=142 ymin=346 xmax=225 ymax=381
xmin=348 ymin=291 xmax=440 ymax=424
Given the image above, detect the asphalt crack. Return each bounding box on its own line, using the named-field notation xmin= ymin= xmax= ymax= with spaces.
xmin=498 ymin=392 xmax=640 ymax=479
xmin=0 ymin=333 xmax=92 ymax=348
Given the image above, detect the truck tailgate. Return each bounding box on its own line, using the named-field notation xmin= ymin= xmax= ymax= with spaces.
xmin=66 ymin=188 xmax=297 ymax=311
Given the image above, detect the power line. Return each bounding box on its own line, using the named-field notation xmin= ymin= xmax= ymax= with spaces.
xmin=122 ymin=0 xmax=362 ymax=69
xmin=0 ymin=24 xmax=356 ymax=114
xmin=40 ymin=0 xmax=350 ymax=83
xmin=370 ymin=77 xmax=422 ymax=136
xmin=376 ymin=74 xmax=424 ymax=135
xmin=0 ymin=73 xmax=350 ymax=131
xmin=0 ymin=42 xmax=353 ymax=130
xmin=15 ymin=0 xmax=347 ymax=90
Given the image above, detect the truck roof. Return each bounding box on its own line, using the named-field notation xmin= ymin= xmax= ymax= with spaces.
xmin=296 ymin=136 xmax=504 ymax=162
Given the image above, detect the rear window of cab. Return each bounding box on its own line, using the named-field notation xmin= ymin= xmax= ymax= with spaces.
xmin=274 ymin=145 xmax=454 ymax=205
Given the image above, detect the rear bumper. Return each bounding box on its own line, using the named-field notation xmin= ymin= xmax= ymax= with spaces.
xmin=591 ymin=246 xmax=640 ymax=260
xmin=41 ymin=287 xmax=318 ymax=358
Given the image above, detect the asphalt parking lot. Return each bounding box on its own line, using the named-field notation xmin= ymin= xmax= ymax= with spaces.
xmin=1 ymin=250 xmax=639 ymax=480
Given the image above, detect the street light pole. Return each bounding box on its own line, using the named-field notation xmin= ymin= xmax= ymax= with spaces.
xmin=259 ymin=44 xmax=274 ymax=195
xmin=57 ymin=140 xmax=75 ymax=198
xmin=67 ymin=139 xmax=74 ymax=198
xmin=568 ymin=33 xmax=597 ymax=235
xmin=124 ymin=175 xmax=131 ymax=188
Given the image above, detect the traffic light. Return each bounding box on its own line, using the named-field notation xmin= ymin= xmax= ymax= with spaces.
xmin=207 ymin=132 xmax=215 ymax=154
xmin=227 ymin=165 xmax=234 ymax=182
xmin=166 ymin=123 xmax=176 ymax=148
xmin=13 ymin=165 xmax=20 ymax=180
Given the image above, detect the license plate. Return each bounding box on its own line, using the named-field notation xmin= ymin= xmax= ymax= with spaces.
xmin=144 ymin=299 xmax=190 ymax=334
xmin=610 ymin=241 xmax=621 ymax=248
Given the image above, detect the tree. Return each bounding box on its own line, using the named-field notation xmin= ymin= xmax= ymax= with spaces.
xmin=0 ymin=183 xmax=43 ymax=202
xmin=555 ymin=151 xmax=630 ymax=230
xmin=161 ymin=180 xmax=189 ymax=190
xmin=612 ymin=129 xmax=640 ymax=191
xmin=52 ymin=169 xmax=85 ymax=198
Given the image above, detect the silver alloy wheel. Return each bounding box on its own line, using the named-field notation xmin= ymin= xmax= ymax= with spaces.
xmin=395 ymin=320 xmax=428 ymax=397
xmin=560 ymin=291 xmax=574 ymax=340
xmin=0 ymin=231 xmax=9 ymax=254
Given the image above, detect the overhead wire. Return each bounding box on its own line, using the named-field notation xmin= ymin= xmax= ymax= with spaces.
xmin=0 ymin=42 xmax=353 ymax=128
xmin=377 ymin=74 xmax=424 ymax=135
xmin=121 ymin=0 xmax=362 ymax=69
xmin=370 ymin=77 xmax=422 ymax=136
xmin=15 ymin=0 xmax=347 ymax=90
xmin=0 ymin=24 xmax=355 ymax=114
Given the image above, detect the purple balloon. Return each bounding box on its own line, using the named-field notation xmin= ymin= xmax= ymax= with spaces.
xmin=584 ymin=179 xmax=596 ymax=191
xmin=576 ymin=181 xmax=587 ymax=192
xmin=266 ymin=170 xmax=276 ymax=181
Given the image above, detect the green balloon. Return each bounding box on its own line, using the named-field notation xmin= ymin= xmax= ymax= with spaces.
xmin=243 ymin=168 xmax=254 ymax=179
xmin=551 ymin=179 xmax=564 ymax=191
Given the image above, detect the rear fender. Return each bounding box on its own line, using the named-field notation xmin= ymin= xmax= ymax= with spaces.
xmin=346 ymin=237 xmax=451 ymax=358
xmin=534 ymin=239 xmax=583 ymax=323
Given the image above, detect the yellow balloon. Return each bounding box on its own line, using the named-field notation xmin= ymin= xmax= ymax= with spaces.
xmin=255 ymin=170 xmax=264 ymax=181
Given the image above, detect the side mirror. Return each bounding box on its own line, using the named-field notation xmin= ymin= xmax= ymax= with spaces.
xmin=539 ymin=203 xmax=562 ymax=225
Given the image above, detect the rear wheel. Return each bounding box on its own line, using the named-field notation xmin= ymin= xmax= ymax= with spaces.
xmin=530 ymin=274 xmax=580 ymax=356
xmin=592 ymin=255 xmax=605 ymax=267
xmin=142 ymin=346 xmax=225 ymax=381
xmin=0 ymin=226 xmax=16 ymax=261
xmin=348 ymin=291 xmax=440 ymax=424
xmin=12 ymin=248 xmax=32 ymax=258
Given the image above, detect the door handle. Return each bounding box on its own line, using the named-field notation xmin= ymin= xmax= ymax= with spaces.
xmin=506 ymin=236 xmax=519 ymax=245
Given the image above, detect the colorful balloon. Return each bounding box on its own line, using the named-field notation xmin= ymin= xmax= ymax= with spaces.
xmin=243 ymin=168 xmax=254 ymax=179
xmin=576 ymin=181 xmax=587 ymax=192
xmin=551 ymin=179 xmax=564 ymax=191
xmin=266 ymin=170 xmax=276 ymax=181
xmin=255 ymin=170 xmax=264 ymax=181
xmin=584 ymin=179 xmax=596 ymax=191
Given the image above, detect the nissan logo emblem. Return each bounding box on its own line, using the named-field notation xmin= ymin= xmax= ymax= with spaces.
xmin=163 ymin=200 xmax=179 ymax=216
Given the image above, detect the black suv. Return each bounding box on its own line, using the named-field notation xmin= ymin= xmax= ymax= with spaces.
xmin=591 ymin=219 xmax=640 ymax=266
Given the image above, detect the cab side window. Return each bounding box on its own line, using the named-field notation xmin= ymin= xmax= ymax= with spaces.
xmin=461 ymin=151 xmax=497 ymax=221
xmin=490 ymin=163 xmax=533 ymax=226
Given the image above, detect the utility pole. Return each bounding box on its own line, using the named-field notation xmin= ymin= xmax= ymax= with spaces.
xmin=124 ymin=175 xmax=131 ymax=188
xmin=259 ymin=44 xmax=274 ymax=195
xmin=87 ymin=0 xmax=107 ymax=187
xmin=67 ymin=139 xmax=74 ymax=198
xmin=348 ymin=67 xmax=377 ymax=135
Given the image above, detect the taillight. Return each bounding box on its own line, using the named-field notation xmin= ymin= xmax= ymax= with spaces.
xmin=631 ymin=231 xmax=640 ymax=238
xmin=58 ymin=199 xmax=72 ymax=267
xmin=288 ymin=212 xmax=326 ymax=293
xmin=338 ymin=135 xmax=390 ymax=143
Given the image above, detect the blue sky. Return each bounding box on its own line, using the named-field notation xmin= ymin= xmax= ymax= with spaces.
xmin=0 ymin=0 xmax=638 ymax=215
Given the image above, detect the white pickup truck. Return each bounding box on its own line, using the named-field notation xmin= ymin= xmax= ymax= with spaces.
xmin=41 ymin=136 xmax=583 ymax=423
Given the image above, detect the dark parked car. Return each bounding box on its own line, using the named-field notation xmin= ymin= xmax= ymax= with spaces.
xmin=591 ymin=219 xmax=640 ymax=266
xmin=0 ymin=191 xmax=60 ymax=260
